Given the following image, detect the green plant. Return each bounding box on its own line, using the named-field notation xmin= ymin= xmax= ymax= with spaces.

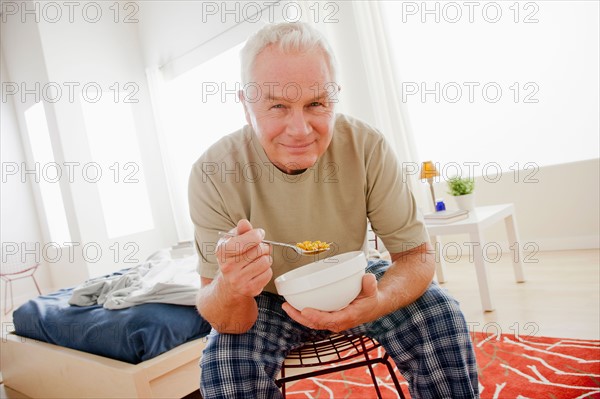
xmin=447 ymin=176 xmax=475 ymax=196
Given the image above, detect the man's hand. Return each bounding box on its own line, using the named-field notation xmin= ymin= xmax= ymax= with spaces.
xmin=282 ymin=243 xmax=435 ymax=333
xmin=216 ymin=219 xmax=273 ymax=299
xmin=281 ymin=273 xmax=382 ymax=332
xmin=196 ymin=219 xmax=272 ymax=334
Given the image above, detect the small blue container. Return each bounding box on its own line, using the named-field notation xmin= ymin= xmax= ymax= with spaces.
xmin=435 ymin=200 xmax=446 ymax=212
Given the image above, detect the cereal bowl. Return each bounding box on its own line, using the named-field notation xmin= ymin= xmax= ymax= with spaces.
xmin=274 ymin=251 xmax=367 ymax=312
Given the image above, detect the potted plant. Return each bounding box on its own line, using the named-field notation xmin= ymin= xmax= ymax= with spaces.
xmin=447 ymin=176 xmax=475 ymax=211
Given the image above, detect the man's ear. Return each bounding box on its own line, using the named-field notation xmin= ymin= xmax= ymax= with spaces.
xmin=239 ymin=89 xmax=252 ymax=126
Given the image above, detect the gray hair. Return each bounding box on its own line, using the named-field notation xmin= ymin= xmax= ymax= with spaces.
xmin=240 ymin=22 xmax=338 ymax=85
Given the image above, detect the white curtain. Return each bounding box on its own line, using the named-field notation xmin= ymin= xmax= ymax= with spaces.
xmin=349 ymin=1 xmax=432 ymax=212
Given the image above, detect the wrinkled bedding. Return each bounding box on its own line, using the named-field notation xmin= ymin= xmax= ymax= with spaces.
xmin=13 ymin=287 xmax=211 ymax=364
xmin=12 ymin=251 xmax=211 ymax=364
xmin=69 ymin=254 xmax=200 ymax=310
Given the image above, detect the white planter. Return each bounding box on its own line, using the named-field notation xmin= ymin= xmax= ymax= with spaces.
xmin=453 ymin=193 xmax=475 ymax=211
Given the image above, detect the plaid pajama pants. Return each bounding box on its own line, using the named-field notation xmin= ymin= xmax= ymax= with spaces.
xmin=199 ymin=259 xmax=479 ymax=399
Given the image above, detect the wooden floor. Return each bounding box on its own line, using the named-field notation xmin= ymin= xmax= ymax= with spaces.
xmin=1 ymin=248 xmax=598 ymax=398
xmin=440 ymin=248 xmax=599 ymax=341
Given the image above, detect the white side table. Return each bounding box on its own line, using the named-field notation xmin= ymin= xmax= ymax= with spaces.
xmin=425 ymin=203 xmax=526 ymax=312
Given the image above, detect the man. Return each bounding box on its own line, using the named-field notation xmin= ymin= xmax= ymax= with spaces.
xmin=189 ymin=22 xmax=478 ymax=398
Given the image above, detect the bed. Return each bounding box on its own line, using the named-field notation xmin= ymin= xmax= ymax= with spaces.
xmin=1 ymin=249 xmax=212 ymax=398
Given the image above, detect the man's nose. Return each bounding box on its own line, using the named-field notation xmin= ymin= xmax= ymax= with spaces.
xmin=286 ymin=109 xmax=311 ymax=137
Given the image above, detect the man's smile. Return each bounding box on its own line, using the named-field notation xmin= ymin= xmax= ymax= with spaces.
xmin=279 ymin=141 xmax=315 ymax=153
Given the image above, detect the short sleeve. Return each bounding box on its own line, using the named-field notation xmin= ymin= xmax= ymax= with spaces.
xmin=188 ymin=160 xmax=235 ymax=279
xmin=365 ymin=135 xmax=429 ymax=253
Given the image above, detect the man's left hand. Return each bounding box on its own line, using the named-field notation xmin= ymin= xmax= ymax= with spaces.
xmin=281 ymin=273 xmax=382 ymax=332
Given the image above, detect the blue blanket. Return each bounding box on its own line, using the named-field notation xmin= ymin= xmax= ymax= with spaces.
xmin=13 ymin=288 xmax=212 ymax=364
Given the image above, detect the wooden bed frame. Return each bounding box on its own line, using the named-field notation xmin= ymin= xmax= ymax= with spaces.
xmin=1 ymin=332 xmax=207 ymax=398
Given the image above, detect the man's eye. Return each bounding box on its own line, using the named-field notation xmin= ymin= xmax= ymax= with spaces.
xmin=309 ymin=102 xmax=324 ymax=107
xmin=271 ymin=104 xmax=285 ymax=109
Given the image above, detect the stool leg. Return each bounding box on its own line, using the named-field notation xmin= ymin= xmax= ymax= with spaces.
xmin=360 ymin=339 xmax=384 ymax=399
xmin=366 ymin=360 xmax=383 ymax=399
xmin=3 ymin=280 xmax=8 ymax=315
xmin=4 ymin=280 xmax=14 ymax=315
xmin=381 ymin=353 xmax=406 ymax=399
xmin=280 ymin=364 xmax=286 ymax=398
xmin=31 ymin=275 xmax=42 ymax=295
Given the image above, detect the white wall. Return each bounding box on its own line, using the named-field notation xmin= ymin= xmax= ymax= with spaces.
xmin=137 ymin=0 xmax=242 ymax=72
xmin=0 ymin=47 xmax=53 ymax=306
xmin=137 ymin=0 xmax=290 ymax=76
xmin=432 ymin=158 xmax=600 ymax=252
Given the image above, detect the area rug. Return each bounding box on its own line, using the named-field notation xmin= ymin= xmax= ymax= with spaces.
xmin=285 ymin=332 xmax=600 ymax=399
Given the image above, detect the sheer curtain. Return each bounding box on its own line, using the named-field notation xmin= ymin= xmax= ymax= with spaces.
xmin=348 ymin=2 xmax=431 ymax=211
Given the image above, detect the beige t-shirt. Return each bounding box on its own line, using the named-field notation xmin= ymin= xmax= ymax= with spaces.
xmin=188 ymin=113 xmax=429 ymax=293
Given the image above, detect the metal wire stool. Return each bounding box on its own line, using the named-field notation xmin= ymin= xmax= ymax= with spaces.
xmin=276 ymin=333 xmax=406 ymax=398
xmin=1 ymin=254 xmax=41 ymax=315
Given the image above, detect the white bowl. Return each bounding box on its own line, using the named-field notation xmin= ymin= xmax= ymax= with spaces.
xmin=274 ymin=251 xmax=366 ymax=312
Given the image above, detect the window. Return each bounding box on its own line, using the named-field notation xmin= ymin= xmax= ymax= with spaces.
xmin=24 ymin=102 xmax=72 ymax=244
xmin=155 ymin=41 xmax=247 ymax=240
xmin=382 ymin=1 xmax=599 ymax=177
xmin=80 ymin=94 xmax=154 ymax=238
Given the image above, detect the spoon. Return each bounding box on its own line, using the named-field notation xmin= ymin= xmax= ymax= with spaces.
xmin=218 ymin=232 xmax=331 ymax=256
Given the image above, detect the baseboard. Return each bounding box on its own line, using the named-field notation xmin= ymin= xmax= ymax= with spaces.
xmin=533 ymin=236 xmax=600 ymax=252
xmin=495 ymin=235 xmax=600 ymax=253
xmin=431 ymin=235 xmax=599 ymax=258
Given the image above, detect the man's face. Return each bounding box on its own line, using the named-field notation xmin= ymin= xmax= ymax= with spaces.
xmin=241 ymin=46 xmax=337 ymax=175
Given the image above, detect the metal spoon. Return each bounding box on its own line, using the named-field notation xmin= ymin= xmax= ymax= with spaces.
xmin=218 ymin=232 xmax=331 ymax=256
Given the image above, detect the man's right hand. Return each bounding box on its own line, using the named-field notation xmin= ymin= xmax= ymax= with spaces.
xmin=197 ymin=219 xmax=272 ymax=334
xmin=216 ymin=219 xmax=273 ymax=298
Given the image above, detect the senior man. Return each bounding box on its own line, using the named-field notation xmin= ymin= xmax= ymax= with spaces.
xmin=189 ymin=22 xmax=478 ymax=399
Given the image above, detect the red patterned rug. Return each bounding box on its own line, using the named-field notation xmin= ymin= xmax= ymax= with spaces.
xmin=285 ymin=332 xmax=600 ymax=398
